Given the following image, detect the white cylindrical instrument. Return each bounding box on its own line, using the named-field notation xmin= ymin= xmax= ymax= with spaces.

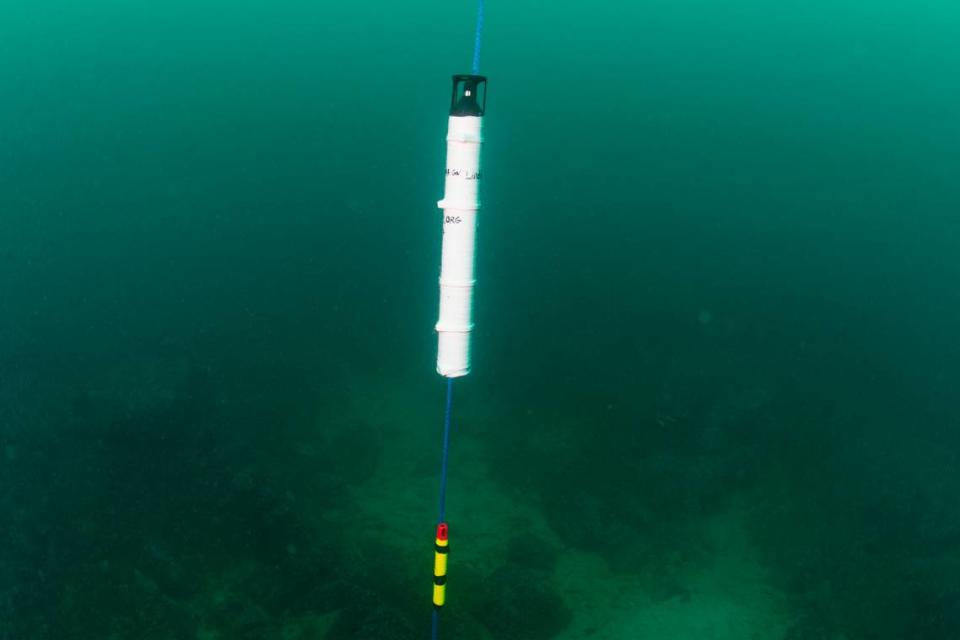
xmin=436 ymin=75 xmax=486 ymax=378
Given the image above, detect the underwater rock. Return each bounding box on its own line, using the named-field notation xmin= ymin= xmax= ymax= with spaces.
xmin=437 ymin=606 xmax=485 ymax=640
xmin=216 ymin=600 xmax=273 ymax=639
xmin=325 ymin=602 xmax=417 ymax=640
xmin=355 ymin=605 xmax=417 ymax=640
xmin=505 ymin=532 xmax=560 ymax=573
xmin=543 ymin=489 xmax=614 ymax=550
xmin=477 ymin=565 xmax=571 ymax=640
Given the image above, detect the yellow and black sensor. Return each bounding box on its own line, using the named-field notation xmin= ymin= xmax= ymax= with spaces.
xmin=432 ymin=522 xmax=449 ymax=608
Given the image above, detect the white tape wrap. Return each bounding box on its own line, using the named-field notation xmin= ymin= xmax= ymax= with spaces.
xmin=436 ymin=115 xmax=483 ymax=378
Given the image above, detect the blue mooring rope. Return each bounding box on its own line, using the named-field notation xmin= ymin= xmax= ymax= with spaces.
xmin=437 ymin=376 xmax=454 ymax=524
xmin=433 ymin=4 xmax=483 ymax=637
xmin=472 ymin=0 xmax=484 ymax=74
xmin=431 ymin=377 xmax=454 ymax=640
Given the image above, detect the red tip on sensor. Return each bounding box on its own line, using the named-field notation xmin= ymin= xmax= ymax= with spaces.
xmin=436 ymin=523 xmax=449 ymax=541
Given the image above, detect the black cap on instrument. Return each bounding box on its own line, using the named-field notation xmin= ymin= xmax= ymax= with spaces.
xmin=450 ymin=75 xmax=487 ymax=117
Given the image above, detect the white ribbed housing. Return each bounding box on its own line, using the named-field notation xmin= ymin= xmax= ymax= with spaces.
xmin=436 ymin=115 xmax=483 ymax=378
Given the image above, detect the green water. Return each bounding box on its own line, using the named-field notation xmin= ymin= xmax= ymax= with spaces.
xmin=2 ymin=1 xmax=958 ymax=638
